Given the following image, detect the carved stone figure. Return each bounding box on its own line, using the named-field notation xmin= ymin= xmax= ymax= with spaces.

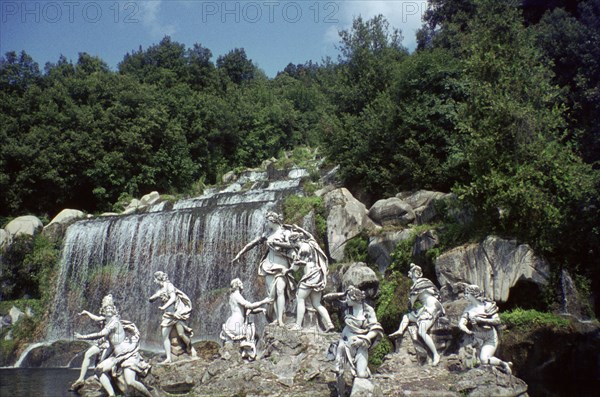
xmin=149 ymin=271 xmax=197 ymax=364
xmin=458 ymin=284 xmax=512 ymax=374
xmin=389 ymin=263 xmax=445 ymax=366
xmin=70 ymin=294 xmax=116 ymax=391
xmin=289 ymin=241 xmax=335 ymax=331
xmin=231 ymin=211 xmax=299 ymax=326
xmin=325 ymin=286 xmax=384 ymax=379
xmin=220 ymin=278 xmax=272 ymax=359
xmin=75 ymin=302 xmax=153 ymax=397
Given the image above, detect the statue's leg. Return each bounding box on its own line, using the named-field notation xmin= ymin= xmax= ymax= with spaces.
xmin=295 ymin=287 xmax=311 ymax=328
xmin=355 ymin=347 xmax=370 ymax=378
xmin=275 ymin=276 xmax=286 ymax=326
xmin=310 ymin=291 xmax=334 ymax=331
xmin=390 ymin=315 xmax=410 ymax=338
xmin=123 ymin=368 xmax=154 ymax=397
xmin=96 ymin=358 xmax=117 ymax=397
xmin=70 ymin=345 xmax=100 ymax=390
xmin=175 ymin=322 xmax=194 ymax=355
xmin=161 ymin=326 xmax=172 ymax=363
xmin=418 ymin=321 xmax=440 ymax=366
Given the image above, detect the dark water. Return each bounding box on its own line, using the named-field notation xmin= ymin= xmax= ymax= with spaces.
xmin=0 ymin=368 xmax=81 ymax=397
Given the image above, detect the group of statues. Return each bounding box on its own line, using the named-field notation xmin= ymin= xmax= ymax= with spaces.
xmin=389 ymin=263 xmax=512 ymax=375
xmin=70 ymin=211 xmax=512 ymax=395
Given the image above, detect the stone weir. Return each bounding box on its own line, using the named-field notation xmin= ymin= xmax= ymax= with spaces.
xmin=46 ymin=168 xmax=308 ymax=348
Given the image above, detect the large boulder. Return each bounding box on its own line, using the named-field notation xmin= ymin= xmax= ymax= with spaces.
xmin=368 ymin=229 xmax=413 ymax=272
xmin=397 ymin=190 xmax=454 ymax=225
xmin=435 ymin=236 xmax=550 ymax=302
xmin=342 ymin=262 xmax=379 ymax=295
xmin=44 ymin=209 xmax=85 ymax=243
xmin=324 ymin=188 xmax=377 ymax=262
xmin=368 ymin=197 xmax=415 ymax=227
xmin=5 ymin=215 xmax=43 ymax=238
xmin=140 ymin=191 xmax=161 ymax=206
xmin=47 ymin=209 xmax=85 ymax=226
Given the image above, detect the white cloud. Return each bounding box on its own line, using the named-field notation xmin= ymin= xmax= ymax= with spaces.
xmin=323 ymin=0 xmax=427 ymax=51
xmin=139 ymin=0 xmax=176 ymax=38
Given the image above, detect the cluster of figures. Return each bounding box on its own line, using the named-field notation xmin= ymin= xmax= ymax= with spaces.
xmin=70 ymin=270 xmax=197 ymax=396
xmin=70 ymin=211 xmax=512 ymax=395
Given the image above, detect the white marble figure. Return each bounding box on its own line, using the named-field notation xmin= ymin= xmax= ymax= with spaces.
xmin=75 ymin=302 xmax=154 ymax=397
xmin=458 ymin=284 xmax=512 ymax=374
xmin=326 ymin=286 xmax=384 ymax=379
xmin=149 ymin=271 xmax=197 ymax=364
xmin=389 ymin=263 xmax=445 ymax=366
xmin=231 ymin=211 xmax=298 ymax=327
xmin=70 ymin=294 xmax=115 ymax=391
xmin=288 ymin=241 xmax=334 ymax=331
xmin=220 ymin=278 xmax=272 ymax=359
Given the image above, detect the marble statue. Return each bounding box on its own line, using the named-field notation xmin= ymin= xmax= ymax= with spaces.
xmin=231 ymin=211 xmax=301 ymax=327
xmin=220 ymin=278 xmax=272 ymax=359
xmin=74 ymin=301 xmax=154 ymax=397
xmin=325 ymin=286 xmax=384 ymax=379
xmin=389 ymin=263 xmax=445 ymax=366
xmin=458 ymin=284 xmax=512 ymax=374
xmin=289 ymin=240 xmax=334 ymax=331
xmin=149 ymin=271 xmax=197 ymax=364
xmin=70 ymin=294 xmax=115 ymax=391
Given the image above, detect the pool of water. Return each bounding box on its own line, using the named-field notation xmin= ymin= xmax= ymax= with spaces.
xmin=0 ymin=368 xmax=83 ymax=397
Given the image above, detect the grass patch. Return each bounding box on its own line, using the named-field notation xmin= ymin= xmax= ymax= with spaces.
xmin=500 ymin=308 xmax=570 ymax=331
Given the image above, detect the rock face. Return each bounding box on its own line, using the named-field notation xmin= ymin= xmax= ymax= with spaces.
xmin=0 ymin=228 xmax=10 ymax=249
xmin=557 ymin=269 xmax=592 ymax=319
xmin=341 ymin=262 xmax=379 ymax=296
xmin=43 ymin=209 xmax=85 ymax=243
xmin=368 ymin=230 xmax=413 ymax=272
xmin=435 ymin=236 xmax=550 ymax=302
xmin=375 ymin=343 xmax=528 ymax=397
xmin=5 ymin=215 xmax=43 ymax=238
xmin=324 ymin=188 xmax=377 ymax=262
xmin=47 ymin=209 xmax=85 ymax=226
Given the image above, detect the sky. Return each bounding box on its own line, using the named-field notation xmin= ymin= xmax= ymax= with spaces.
xmin=1 ymin=0 xmax=428 ymax=77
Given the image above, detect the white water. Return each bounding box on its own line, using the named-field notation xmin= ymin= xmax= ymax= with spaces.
xmin=13 ymin=342 xmax=53 ymax=368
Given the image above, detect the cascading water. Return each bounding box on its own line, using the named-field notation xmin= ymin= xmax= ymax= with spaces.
xmin=47 ymin=170 xmax=306 ymax=349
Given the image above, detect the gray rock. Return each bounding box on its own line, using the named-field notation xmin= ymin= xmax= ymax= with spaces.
xmin=397 ymin=190 xmax=454 ymax=225
xmin=222 ymin=170 xmax=237 ymax=183
xmin=413 ymin=229 xmax=440 ymax=257
xmin=140 ymin=191 xmax=161 ymax=206
xmin=350 ymin=377 xmax=384 ymax=397
xmin=435 ymin=236 xmax=550 ymax=302
xmin=5 ymin=215 xmax=43 ymax=238
xmin=47 ymin=209 xmax=85 ymax=227
xmin=369 ymin=197 xmax=415 ymax=227
xmin=342 ymin=262 xmax=380 ymax=298
xmin=368 ymin=229 xmax=413 ymax=272
xmin=9 ymin=306 xmax=25 ymax=324
xmin=324 ymin=188 xmax=378 ymax=262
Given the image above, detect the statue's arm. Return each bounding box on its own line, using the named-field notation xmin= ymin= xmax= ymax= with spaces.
xmin=231 ymin=236 xmax=264 ymax=263
xmin=159 ymin=289 xmax=177 ymax=311
xmin=473 ymin=313 xmax=501 ymax=326
xmin=75 ymin=326 xmax=110 ymax=340
xmin=149 ymin=289 xmax=162 ymax=302
xmin=458 ymin=314 xmax=473 ymax=334
xmin=78 ymin=310 xmax=105 ymax=323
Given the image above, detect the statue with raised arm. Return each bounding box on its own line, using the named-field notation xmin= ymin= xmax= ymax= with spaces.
xmin=69 ymin=294 xmax=115 ymax=391
xmin=458 ymin=284 xmax=512 ymax=374
xmin=289 ymin=241 xmax=334 ymax=331
xmin=75 ymin=302 xmax=154 ymax=397
xmin=220 ymin=278 xmax=272 ymax=359
xmin=149 ymin=271 xmax=197 ymax=364
xmin=231 ymin=211 xmax=299 ymax=327
xmin=325 ymin=286 xmax=384 ymax=379
xmin=389 ymin=263 xmax=445 ymax=366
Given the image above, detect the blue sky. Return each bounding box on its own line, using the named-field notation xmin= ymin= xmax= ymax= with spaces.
xmin=1 ymin=1 xmax=428 ymax=77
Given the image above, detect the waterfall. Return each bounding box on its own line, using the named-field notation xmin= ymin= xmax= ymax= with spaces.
xmin=47 ymin=170 xmax=305 ymax=348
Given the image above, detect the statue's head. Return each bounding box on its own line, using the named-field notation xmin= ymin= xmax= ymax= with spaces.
xmin=154 ymin=271 xmax=169 ymax=283
xmin=464 ymin=284 xmax=483 ymax=300
xmin=408 ymin=263 xmax=422 ymax=279
xmin=101 ymin=294 xmax=114 ymax=308
xmin=265 ymin=211 xmax=283 ymax=225
xmin=101 ymin=303 xmax=118 ymax=317
xmin=231 ymin=278 xmax=244 ymax=291
xmin=346 ymin=285 xmax=366 ymax=303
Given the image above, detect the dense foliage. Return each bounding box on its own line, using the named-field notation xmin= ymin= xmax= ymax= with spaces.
xmin=1 ymin=1 xmax=598 ymax=301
